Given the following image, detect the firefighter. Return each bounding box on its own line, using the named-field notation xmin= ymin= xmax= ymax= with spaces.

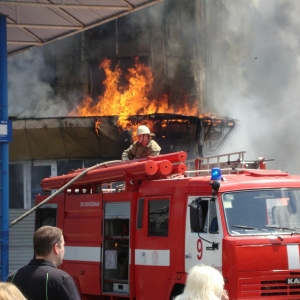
xmin=7 ymin=226 xmax=80 ymax=300
xmin=121 ymin=125 xmax=161 ymax=160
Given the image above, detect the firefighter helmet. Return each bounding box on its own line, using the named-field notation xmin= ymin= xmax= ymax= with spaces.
xmin=136 ymin=125 xmax=151 ymax=136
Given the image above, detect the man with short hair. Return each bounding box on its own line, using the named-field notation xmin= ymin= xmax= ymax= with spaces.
xmin=7 ymin=226 xmax=80 ymax=300
xmin=122 ymin=125 xmax=161 ymax=160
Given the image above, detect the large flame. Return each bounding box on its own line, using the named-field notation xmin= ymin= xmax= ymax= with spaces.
xmin=69 ymin=58 xmax=199 ymax=130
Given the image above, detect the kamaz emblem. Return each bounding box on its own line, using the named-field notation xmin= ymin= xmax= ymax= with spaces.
xmin=286 ymin=278 xmax=300 ymax=285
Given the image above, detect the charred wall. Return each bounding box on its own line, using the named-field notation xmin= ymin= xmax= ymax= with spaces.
xmin=29 ymin=0 xmax=203 ymax=114
xmin=8 ymin=0 xmax=254 ymax=159
xmin=8 ymin=0 xmax=257 ymax=124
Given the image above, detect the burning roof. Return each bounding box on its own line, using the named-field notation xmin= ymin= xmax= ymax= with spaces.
xmin=9 ymin=113 xmax=238 ymax=160
xmin=9 ymin=58 xmax=239 ymax=160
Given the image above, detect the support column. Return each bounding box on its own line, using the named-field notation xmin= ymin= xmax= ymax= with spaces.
xmin=0 ymin=14 xmax=9 ymax=281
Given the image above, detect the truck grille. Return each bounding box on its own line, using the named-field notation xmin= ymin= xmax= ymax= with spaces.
xmin=240 ymin=272 xmax=300 ymax=298
xmin=261 ymin=279 xmax=300 ymax=296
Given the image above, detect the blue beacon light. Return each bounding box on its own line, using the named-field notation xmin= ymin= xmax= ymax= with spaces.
xmin=211 ymin=168 xmax=222 ymax=180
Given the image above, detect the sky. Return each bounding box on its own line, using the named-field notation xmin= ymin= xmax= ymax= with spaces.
xmin=7 ymin=0 xmax=300 ymax=173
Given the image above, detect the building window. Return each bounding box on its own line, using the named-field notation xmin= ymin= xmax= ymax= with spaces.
xmin=9 ymin=163 xmax=25 ymax=208
xmin=57 ymin=160 xmax=83 ymax=176
xmin=31 ymin=165 xmax=52 ymax=207
xmin=84 ymin=158 xmax=108 ymax=168
xmin=148 ymin=199 xmax=170 ymax=237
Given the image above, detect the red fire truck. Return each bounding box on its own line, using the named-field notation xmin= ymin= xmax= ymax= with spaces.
xmin=35 ymin=151 xmax=300 ymax=299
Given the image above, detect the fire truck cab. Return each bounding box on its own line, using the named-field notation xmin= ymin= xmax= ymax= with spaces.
xmin=35 ymin=151 xmax=300 ymax=299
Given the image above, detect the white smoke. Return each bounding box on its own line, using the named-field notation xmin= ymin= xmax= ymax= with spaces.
xmin=8 ymin=47 xmax=70 ymax=118
xmin=204 ymin=0 xmax=300 ymax=174
xmin=7 ymin=0 xmax=300 ymax=174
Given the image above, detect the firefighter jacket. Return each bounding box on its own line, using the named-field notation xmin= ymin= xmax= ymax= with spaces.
xmin=122 ymin=139 xmax=161 ymax=160
xmin=7 ymin=259 xmax=80 ymax=300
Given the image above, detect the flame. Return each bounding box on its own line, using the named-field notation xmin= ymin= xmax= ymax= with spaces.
xmin=95 ymin=118 xmax=102 ymax=136
xmin=69 ymin=58 xmax=199 ymax=130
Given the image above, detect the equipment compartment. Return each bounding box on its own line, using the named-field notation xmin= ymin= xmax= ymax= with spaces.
xmin=103 ymin=202 xmax=130 ymax=294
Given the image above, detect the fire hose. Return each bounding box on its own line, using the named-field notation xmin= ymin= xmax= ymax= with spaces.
xmin=9 ymin=160 xmax=122 ymax=228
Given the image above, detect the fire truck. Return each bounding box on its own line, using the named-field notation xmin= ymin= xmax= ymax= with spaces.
xmin=34 ymin=151 xmax=300 ymax=300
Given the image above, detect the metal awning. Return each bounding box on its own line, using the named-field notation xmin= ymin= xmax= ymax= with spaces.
xmin=0 ymin=0 xmax=162 ymax=56
xmin=9 ymin=114 xmax=238 ymax=160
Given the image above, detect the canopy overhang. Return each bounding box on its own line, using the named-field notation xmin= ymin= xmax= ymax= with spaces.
xmin=9 ymin=114 xmax=238 ymax=161
xmin=0 ymin=0 xmax=162 ymax=56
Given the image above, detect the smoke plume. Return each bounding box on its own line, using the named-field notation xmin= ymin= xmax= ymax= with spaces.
xmin=7 ymin=0 xmax=300 ymax=174
xmin=8 ymin=47 xmax=70 ymax=118
xmin=207 ymin=0 xmax=300 ymax=174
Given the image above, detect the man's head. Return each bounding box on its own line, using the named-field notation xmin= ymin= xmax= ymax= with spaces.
xmin=136 ymin=125 xmax=152 ymax=146
xmin=33 ymin=226 xmax=65 ymax=267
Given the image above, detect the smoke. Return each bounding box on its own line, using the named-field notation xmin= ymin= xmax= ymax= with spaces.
xmin=8 ymin=48 xmax=70 ymax=118
xmin=204 ymin=0 xmax=300 ymax=174
xmin=7 ymin=0 xmax=300 ymax=174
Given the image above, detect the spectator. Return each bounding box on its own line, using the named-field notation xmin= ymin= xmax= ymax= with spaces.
xmin=122 ymin=125 xmax=161 ymax=160
xmin=175 ymin=265 xmax=229 ymax=300
xmin=0 ymin=282 xmax=27 ymax=300
xmin=7 ymin=226 xmax=80 ymax=300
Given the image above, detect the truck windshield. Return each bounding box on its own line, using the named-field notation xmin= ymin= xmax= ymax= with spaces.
xmin=223 ymin=189 xmax=300 ymax=235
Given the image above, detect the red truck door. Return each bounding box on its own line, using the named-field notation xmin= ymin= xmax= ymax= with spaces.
xmin=62 ymin=193 xmax=103 ymax=297
xmin=185 ymin=196 xmax=223 ymax=272
xmin=135 ymin=196 xmax=171 ymax=300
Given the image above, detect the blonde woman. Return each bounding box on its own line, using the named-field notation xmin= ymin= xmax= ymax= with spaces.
xmin=0 ymin=282 xmax=27 ymax=300
xmin=175 ymin=265 xmax=229 ymax=300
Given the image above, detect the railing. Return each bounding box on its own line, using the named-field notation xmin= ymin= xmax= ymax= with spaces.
xmin=185 ymin=151 xmax=247 ymax=177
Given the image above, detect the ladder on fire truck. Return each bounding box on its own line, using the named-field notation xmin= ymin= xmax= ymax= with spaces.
xmin=185 ymin=150 xmax=268 ymax=177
